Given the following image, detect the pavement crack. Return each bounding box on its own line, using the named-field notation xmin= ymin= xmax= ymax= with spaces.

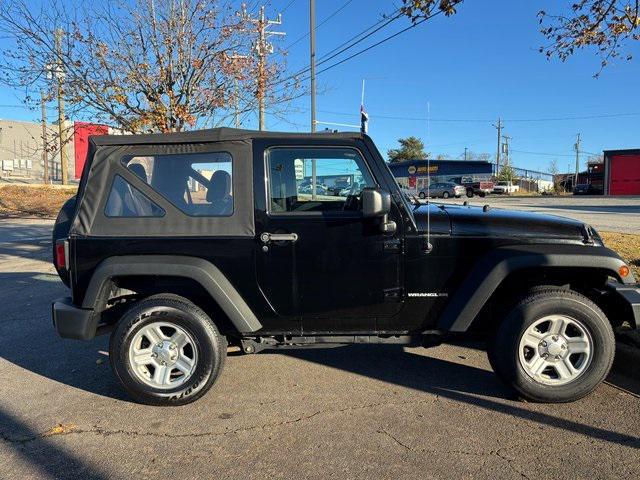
xmin=494 ymin=448 xmax=532 ymax=480
xmin=0 ymin=396 xmax=440 ymax=445
xmin=378 ymin=429 xmax=413 ymax=451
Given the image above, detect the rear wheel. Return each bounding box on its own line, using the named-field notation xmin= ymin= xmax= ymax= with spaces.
xmin=489 ymin=289 xmax=614 ymax=403
xmin=418 ymin=192 xmax=426 ymax=199
xmin=466 ymin=189 xmax=474 ymax=198
xmin=109 ymin=294 xmax=227 ymax=406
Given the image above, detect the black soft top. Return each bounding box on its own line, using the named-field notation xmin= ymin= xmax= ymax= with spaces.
xmin=73 ymin=127 xmax=367 ymax=238
xmin=91 ymin=127 xmax=363 ymax=146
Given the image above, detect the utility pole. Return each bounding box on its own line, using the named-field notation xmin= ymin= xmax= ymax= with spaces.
xmin=574 ymin=133 xmax=581 ymax=188
xmin=493 ymin=118 xmax=502 ymax=175
xmin=40 ymin=90 xmax=48 ymax=184
xmin=309 ymin=0 xmax=316 ymax=132
xmin=502 ymin=135 xmax=512 ymax=166
xmin=242 ymin=5 xmax=285 ymax=131
xmin=54 ymin=29 xmax=68 ymax=185
xmin=464 ymin=147 xmax=468 ymax=161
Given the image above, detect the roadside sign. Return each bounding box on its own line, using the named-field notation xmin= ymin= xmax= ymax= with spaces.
xmin=294 ymin=159 xmax=304 ymax=180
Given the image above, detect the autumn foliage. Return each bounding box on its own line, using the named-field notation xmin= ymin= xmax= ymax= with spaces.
xmin=0 ymin=0 xmax=296 ymax=133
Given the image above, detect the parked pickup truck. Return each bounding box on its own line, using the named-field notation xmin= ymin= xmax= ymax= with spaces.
xmin=447 ymin=176 xmax=493 ymax=198
xmin=51 ymin=128 xmax=640 ymax=406
xmin=493 ymin=181 xmax=520 ymax=194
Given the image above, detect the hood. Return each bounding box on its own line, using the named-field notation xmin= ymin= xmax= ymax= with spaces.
xmin=412 ymin=203 xmax=593 ymax=241
xmin=411 ymin=204 xmax=452 ymax=234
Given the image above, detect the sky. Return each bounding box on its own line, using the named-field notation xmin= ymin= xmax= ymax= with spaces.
xmin=1 ymin=0 xmax=639 ymax=173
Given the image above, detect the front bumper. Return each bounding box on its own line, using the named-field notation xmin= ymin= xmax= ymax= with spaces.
xmin=52 ymin=297 xmax=98 ymax=340
xmin=605 ymin=282 xmax=640 ymax=329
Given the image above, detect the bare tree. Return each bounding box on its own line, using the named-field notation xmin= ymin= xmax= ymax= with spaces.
xmin=401 ymin=1 xmax=640 ymax=74
xmin=548 ymin=158 xmax=562 ymax=193
xmin=458 ymin=150 xmax=492 ymax=161
xmin=0 ymin=0 xmax=300 ymax=133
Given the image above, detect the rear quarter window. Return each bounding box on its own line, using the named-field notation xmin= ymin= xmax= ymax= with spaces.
xmin=123 ymin=152 xmax=233 ymax=217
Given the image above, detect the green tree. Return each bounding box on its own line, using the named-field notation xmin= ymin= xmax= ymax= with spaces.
xmin=497 ymin=164 xmax=516 ymax=182
xmin=387 ymin=136 xmax=428 ymax=163
xmin=401 ymin=1 xmax=640 ymax=74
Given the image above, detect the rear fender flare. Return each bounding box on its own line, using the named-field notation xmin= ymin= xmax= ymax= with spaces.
xmin=83 ymin=255 xmax=262 ymax=333
xmin=438 ymin=245 xmax=632 ymax=332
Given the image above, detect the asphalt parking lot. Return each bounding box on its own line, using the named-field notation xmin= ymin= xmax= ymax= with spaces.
xmin=1 ymin=216 xmax=639 ymax=480
xmin=441 ymin=194 xmax=640 ymax=233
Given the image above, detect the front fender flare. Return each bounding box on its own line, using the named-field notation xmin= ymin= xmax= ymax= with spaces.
xmin=83 ymin=255 xmax=262 ymax=333
xmin=438 ymin=244 xmax=632 ymax=332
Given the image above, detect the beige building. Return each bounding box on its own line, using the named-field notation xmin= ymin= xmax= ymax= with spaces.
xmin=0 ymin=118 xmax=76 ymax=183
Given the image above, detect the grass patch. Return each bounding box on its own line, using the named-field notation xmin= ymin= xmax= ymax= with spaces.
xmin=0 ymin=185 xmax=76 ymax=218
xmin=601 ymin=231 xmax=640 ymax=279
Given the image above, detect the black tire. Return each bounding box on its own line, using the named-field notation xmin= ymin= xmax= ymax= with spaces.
xmin=489 ymin=288 xmax=614 ymax=403
xmin=109 ymin=294 xmax=227 ymax=406
xmin=466 ymin=189 xmax=474 ymax=198
xmin=418 ymin=192 xmax=426 ymax=199
xmin=442 ymin=191 xmax=450 ymax=199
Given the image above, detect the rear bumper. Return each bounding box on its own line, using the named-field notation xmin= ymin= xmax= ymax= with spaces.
xmin=606 ymin=282 xmax=640 ymax=329
xmin=52 ymin=297 xmax=98 ymax=340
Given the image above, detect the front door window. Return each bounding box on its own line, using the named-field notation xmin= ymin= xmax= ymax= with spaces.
xmin=266 ymin=147 xmax=376 ymax=214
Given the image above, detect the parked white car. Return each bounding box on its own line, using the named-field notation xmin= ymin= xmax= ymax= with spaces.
xmin=493 ymin=181 xmax=520 ymax=194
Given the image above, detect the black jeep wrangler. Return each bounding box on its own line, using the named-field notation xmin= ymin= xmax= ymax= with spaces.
xmin=52 ymin=128 xmax=640 ymax=406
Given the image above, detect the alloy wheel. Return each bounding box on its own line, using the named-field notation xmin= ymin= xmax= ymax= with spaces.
xmin=518 ymin=315 xmax=593 ymax=386
xmin=128 ymin=321 xmax=199 ymax=389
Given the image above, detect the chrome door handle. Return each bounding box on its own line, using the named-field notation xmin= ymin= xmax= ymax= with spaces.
xmin=260 ymin=232 xmax=299 ymax=243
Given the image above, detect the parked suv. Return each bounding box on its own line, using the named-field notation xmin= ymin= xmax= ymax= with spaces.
xmin=52 ymin=128 xmax=640 ymax=406
xmin=418 ymin=182 xmax=465 ymax=199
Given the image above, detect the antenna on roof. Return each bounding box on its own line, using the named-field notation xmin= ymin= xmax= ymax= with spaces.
xmin=425 ymin=101 xmax=433 ymax=253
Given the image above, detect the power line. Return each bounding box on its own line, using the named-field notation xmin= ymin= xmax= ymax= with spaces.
xmin=0 ymin=104 xmax=41 ymax=109
xmin=316 ymin=8 xmax=402 ymax=63
xmin=285 ymin=0 xmax=355 ymax=49
xmin=272 ymin=11 xmax=438 ymax=93
xmin=272 ymin=8 xmax=403 ymax=88
xmin=312 ymin=108 xmax=640 ymax=124
xmin=281 ymin=0 xmax=298 ymax=13
xmin=512 ymin=149 xmax=576 ymax=157
xmin=507 ymin=112 xmax=640 ymax=122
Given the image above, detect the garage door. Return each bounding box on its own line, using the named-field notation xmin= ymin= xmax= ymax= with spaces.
xmin=610 ymin=155 xmax=640 ymax=195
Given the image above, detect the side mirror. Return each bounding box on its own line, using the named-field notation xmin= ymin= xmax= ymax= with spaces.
xmin=362 ymin=187 xmax=391 ymax=217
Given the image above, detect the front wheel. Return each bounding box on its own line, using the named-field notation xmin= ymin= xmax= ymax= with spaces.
xmin=418 ymin=192 xmax=426 ymax=199
xmin=489 ymin=289 xmax=614 ymax=403
xmin=109 ymin=294 xmax=227 ymax=406
xmin=442 ymin=191 xmax=450 ymax=199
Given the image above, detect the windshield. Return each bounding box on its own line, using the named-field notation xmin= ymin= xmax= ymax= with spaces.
xmin=497 ymin=181 xmax=508 ymax=186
